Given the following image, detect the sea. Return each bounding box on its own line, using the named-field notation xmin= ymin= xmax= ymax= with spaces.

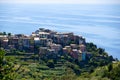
xmin=0 ymin=4 xmax=120 ymax=59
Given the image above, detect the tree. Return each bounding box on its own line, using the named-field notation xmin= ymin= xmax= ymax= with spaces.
xmin=108 ymin=63 xmax=113 ymax=72
xmin=47 ymin=59 xmax=54 ymax=68
xmin=8 ymin=33 xmax=11 ymax=36
xmin=0 ymin=49 xmax=16 ymax=80
xmin=0 ymin=32 xmax=3 ymax=35
xmin=3 ymin=32 xmax=6 ymax=35
xmin=98 ymin=48 xmax=104 ymax=54
xmin=109 ymin=63 xmax=120 ymax=80
xmin=0 ymin=49 xmax=5 ymax=65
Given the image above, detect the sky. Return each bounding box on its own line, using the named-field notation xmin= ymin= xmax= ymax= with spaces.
xmin=0 ymin=0 xmax=120 ymax=4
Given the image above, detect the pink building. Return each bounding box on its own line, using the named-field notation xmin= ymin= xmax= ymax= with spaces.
xmin=50 ymin=44 xmax=62 ymax=53
xmin=70 ymin=49 xmax=78 ymax=59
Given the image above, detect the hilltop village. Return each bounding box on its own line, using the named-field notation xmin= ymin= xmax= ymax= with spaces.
xmin=1 ymin=28 xmax=118 ymax=80
xmin=0 ymin=28 xmax=87 ymax=61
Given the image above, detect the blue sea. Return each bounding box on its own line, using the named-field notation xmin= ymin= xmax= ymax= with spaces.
xmin=0 ymin=4 xmax=120 ymax=59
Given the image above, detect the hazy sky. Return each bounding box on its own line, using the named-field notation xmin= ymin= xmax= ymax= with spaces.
xmin=0 ymin=0 xmax=120 ymax=4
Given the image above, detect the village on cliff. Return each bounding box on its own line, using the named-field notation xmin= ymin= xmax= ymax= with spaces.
xmin=0 ymin=28 xmax=92 ymax=61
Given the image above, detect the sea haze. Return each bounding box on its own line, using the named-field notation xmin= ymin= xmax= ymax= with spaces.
xmin=0 ymin=4 xmax=120 ymax=59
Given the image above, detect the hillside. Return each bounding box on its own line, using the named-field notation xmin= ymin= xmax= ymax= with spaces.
xmin=77 ymin=61 xmax=120 ymax=80
xmin=0 ymin=29 xmax=118 ymax=80
xmin=0 ymin=42 xmax=117 ymax=80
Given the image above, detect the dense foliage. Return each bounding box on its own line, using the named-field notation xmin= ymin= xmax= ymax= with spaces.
xmin=0 ymin=42 xmax=119 ymax=80
xmin=79 ymin=62 xmax=120 ymax=80
xmin=0 ymin=49 xmax=16 ymax=80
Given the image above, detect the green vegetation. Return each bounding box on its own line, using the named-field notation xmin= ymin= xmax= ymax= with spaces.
xmin=0 ymin=32 xmax=12 ymax=36
xmin=0 ymin=42 xmax=119 ymax=80
xmin=0 ymin=49 xmax=16 ymax=80
xmin=77 ymin=61 xmax=120 ymax=80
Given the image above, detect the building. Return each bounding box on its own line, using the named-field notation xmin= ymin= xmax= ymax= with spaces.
xmin=79 ymin=44 xmax=86 ymax=52
xmin=50 ymin=44 xmax=62 ymax=53
xmin=78 ymin=50 xmax=86 ymax=61
xmin=63 ymin=48 xmax=68 ymax=54
xmin=71 ymin=35 xmax=79 ymax=44
xmin=70 ymin=49 xmax=78 ymax=59
xmin=15 ymin=34 xmax=24 ymax=38
xmin=8 ymin=37 xmax=19 ymax=49
xmin=70 ymin=44 xmax=78 ymax=49
xmin=34 ymin=37 xmax=40 ymax=46
xmin=48 ymin=49 xmax=56 ymax=54
xmin=79 ymin=37 xmax=86 ymax=45
xmin=39 ymin=38 xmax=48 ymax=47
xmin=39 ymin=47 xmax=48 ymax=55
xmin=31 ymin=32 xmax=37 ymax=37
xmin=47 ymin=39 xmax=53 ymax=46
xmin=65 ymin=46 xmax=71 ymax=53
xmin=39 ymin=32 xmax=50 ymax=38
xmin=82 ymin=52 xmax=86 ymax=61
xmin=22 ymin=37 xmax=30 ymax=48
xmin=2 ymin=38 xmax=9 ymax=49
xmin=0 ymin=35 xmax=8 ymax=48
